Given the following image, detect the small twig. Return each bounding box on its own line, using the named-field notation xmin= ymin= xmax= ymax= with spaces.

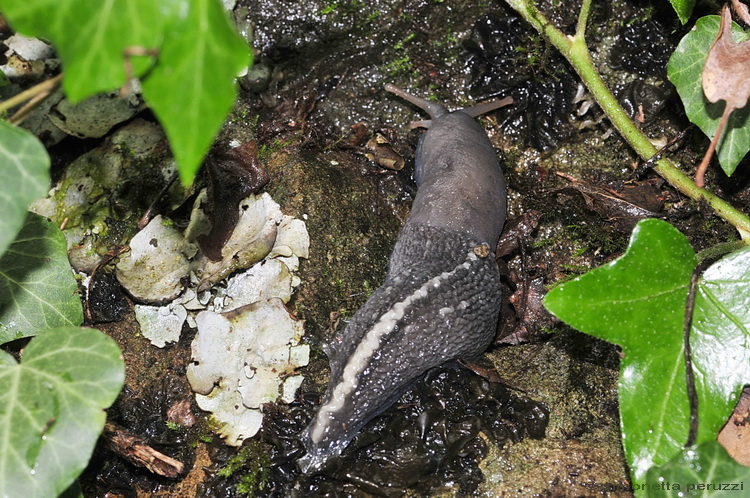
xmin=137 ymin=171 xmax=180 ymax=229
xmin=696 ymin=239 xmax=747 ymax=263
xmin=636 ymin=125 xmax=693 ymax=176
xmin=103 ymin=421 xmax=185 ymax=478
xmin=120 ymin=46 xmax=159 ymax=98
xmin=695 ymin=104 xmax=731 ymax=188
xmin=0 ymin=73 xmax=63 ymax=115
xmin=575 ymin=0 xmax=593 ymax=39
xmin=8 ymin=83 xmax=56 ymax=125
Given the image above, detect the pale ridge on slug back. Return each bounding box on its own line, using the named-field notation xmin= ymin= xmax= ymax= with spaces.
xmin=298 ymin=84 xmax=512 ymax=473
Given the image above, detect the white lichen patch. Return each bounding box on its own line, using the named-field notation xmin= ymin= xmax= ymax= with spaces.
xmin=268 ymin=216 xmax=311 ymax=271
xmin=218 ymin=259 xmax=293 ymax=312
xmin=134 ymin=303 xmax=188 ymax=347
xmin=28 ymin=118 xmax=171 ymax=267
xmin=116 ymin=215 xmax=193 ymax=303
xmin=282 ymin=375 xmax=306 ymax=403
xmin=31 ymin=135 xmax=312 ymax=445
xmin=186 ymin=298 xmax=309 ymax=446
xmin=47 ymin=91 xmax=145 ymax=139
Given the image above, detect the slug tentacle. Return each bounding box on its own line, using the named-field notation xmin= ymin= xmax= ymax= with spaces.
xmin=384 ymin=83 xmax=448 ymax=124
xmin=299 ymin=84 xmax=507 ymax=473
xmin=462 ymin=96 xmax=514 ymax=118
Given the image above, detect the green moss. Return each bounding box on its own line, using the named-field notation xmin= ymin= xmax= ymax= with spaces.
xmin=559 ymin=263 xmax=591 ymax=273
xmin=385 ymin=55 xmax=414 ymax=77
xmin=258 ymin=137 xmax=297 ymax=161
xmin=217 ymin=441 xmax=271 ymax=496
xmin=318 ymin=0 xmax=364 ymax=16
xmin=362 ymin=11 xmax=380 ymax=25
xmin=394 ymin=32 xmax=416 ymax=50
xmin=263 ymin=150 xmax=402 ymax=352
xmin=572 ymin=244 xmax=588 ymax=257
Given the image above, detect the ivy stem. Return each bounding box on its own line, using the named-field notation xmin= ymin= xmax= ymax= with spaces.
xmin=503 ymin=0 xmax=750 ymax=242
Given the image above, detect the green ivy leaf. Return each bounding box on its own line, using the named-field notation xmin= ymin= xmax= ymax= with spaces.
xmin=0 ymin=327 xmax=124 ymax=498
xmin=1 ymin=0 xmax=251 ymax=186
xmin=668 ymin=16 xmax=750 ymax=178
xmin=141 ymin=0 xmax=250 ymax=185
xmin=691 ymin=247 xmax=750 ymax=439
xmin=0 ymin=213 xmax=83 ymax=344
xmin=669 ymin=0 xmax=696 ymax=25
xmin=641 ymin=441 xmax=750 ymax=497
xmin=0 ymin=121 xmax=50 ymax=257
xmin=544 ymin=219 xmax=750 ymax=481
xmin=0 ymin=0 xmax=164 ymax=102
xmin=545 ymin=219 xmax=695 ymax=479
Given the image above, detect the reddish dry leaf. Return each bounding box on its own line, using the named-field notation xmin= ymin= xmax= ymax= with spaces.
xmin=731 ymin=0 xmax=750 ymax=25
xmin=698 ymin=4 xmax=750 ymax=187
xmin=717 ymin=386 xmax=750 ymax=466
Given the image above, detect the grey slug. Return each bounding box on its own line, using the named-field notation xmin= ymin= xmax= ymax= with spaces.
xmin=298 ymin=84 xmax=512 ymax=473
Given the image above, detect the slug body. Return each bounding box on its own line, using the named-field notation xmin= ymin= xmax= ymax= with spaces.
xmin=299 ymin=85 xmax=511 ymax=473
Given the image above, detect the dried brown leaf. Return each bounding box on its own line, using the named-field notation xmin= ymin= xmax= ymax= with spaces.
xmin=554 ymin=172 xmax=662 ymax=232
xmin=698 ymin=4 xmax=750 ymax=186
xmin=732 ymin=0 xmax=750 ymax=29
xmin=718 ymin=386 xmax=750 ymax=466
xmin=364 ymin=131 xmax=405 ymax=171
xmin=495 ymin=210 xmax=541 ymax=257
xmin=703 ymin=6 xmax=750 ymax=108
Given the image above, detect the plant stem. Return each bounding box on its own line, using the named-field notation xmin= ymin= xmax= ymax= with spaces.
xmin=0 ymin=73 xmax=63 ymax=115
xmin=503 ymin=0 xmax=750 ymax=242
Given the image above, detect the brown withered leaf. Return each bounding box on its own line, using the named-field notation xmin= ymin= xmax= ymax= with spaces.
xmin=718 ymin=386 xmax=750 ymax=466
xmin=731 ymin=0 xmax=750 ymax=24
xmin=495 ymin=211 xmax=541 ymax=257
xmin=554 ymin=172 xmax=662 ymax=232
xmin=348 ymin=122 xmax=370 ymax=147
xmin=456 ymin=356 xmax=506 ymax=383
xmin=364 ymin=131 xmax=405 ymax=171
xmin=197 ymin=142 xmax=270 ymax=261
xmin=698 ymin=4 xmax=750 ymax=187
xmin=500 ymin=276 xmax=554 ymax=345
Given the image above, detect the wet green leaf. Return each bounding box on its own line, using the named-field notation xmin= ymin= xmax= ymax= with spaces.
xmin=545 ymin=219 xmax=695 ymax=479
xmin=641 ymin=441 xmax=750 ymax=497
xmin=141 ymin=0 xmax=250 ymax=185
xmin=1 ymin=0 xmax=250 ymax=186
xmin=691 ymin=247 xmax=750 ymax=442
xmin=0 ymin=327 xmax=124 ymax=498
xmin=669 ymin=0 xmax=696 ymax=25
xmin=1 ymin=0 xmax=167 ymax=103
xmin=0 ymin=121 xmax=50 ymax=257
xmin=669 ymin=16 xmax=750 ymax=178
xmin=0 ymin=214 xmax=83 ymax=344
xmin=544 ymin=219 xmax=750 ymax=480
